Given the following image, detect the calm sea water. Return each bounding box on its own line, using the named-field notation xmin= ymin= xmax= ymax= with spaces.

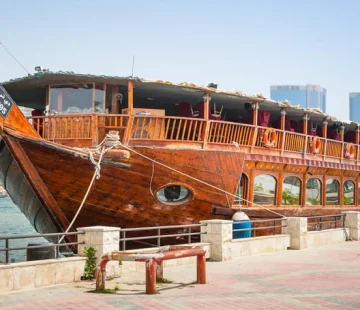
xmin=0 ymin=197 xmax=46 ymax=263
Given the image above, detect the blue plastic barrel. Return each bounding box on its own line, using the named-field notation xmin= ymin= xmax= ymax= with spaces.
xmin=232 ymin=211 xmax=251 ymax=239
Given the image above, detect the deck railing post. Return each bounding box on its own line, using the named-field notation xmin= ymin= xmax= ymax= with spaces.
xmin=320 ymin=217 xmax=322 ymax=231
xmin=122 ymin=231 xmax=126 ymax=251
xmin=188 ymin=227 xmax=192 ymax=244
xmin=157 ymin=228 xmax=161 ymax=247
xmin=5 ymin=238 xmax=9 ymax=264
xmin=56 ymin=235 xmax=60 ymax=258
xmin=273 ymin=220 xmax=276 ymax=235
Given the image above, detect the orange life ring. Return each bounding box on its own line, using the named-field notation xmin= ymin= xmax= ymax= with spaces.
xmin=344 ymin=143 xmax=355 ymax=159
xmin=311 ymin=136 xmax=321 ymax=155
xmin=263 ymin=128 xmax=277 ymax=148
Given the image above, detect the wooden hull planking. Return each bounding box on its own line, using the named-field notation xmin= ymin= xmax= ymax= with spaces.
xmin=1 ymin=132 xmax=245 ymax=231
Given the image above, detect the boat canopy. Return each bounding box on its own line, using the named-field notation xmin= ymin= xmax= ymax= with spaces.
xmin=2 ymin=71 xmax=357 ymax=130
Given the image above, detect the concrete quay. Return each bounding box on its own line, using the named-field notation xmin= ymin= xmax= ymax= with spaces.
xmin=1 ymin=241 xmax=360 ymax=309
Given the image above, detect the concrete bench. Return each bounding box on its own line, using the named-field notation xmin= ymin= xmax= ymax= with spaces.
xmin=96 ymin=245 xmax=206 ymax=294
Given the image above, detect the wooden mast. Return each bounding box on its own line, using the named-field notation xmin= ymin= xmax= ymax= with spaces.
xmin=123 ymin=80 xmax=134 ymax=144
xmin=202 ymin=92 xmax=210 ymax=149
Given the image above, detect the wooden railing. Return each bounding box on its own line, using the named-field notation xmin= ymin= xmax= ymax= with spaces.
xmin=283 ymin=132 xmax=307 ymax=153
xmin=97 ymin=114 xmax=129 ymax=143
xmin=208 ymin=121 xmax=256 ymax=145
xmin=29 ymin=114 xmax=93 ymax=141
xmin=326 ymin=140 xmax=343 ymax=158
xmin=26 ymin=114 xmax=360 ymax=163
xmin=131 ymin=116 xmax=206 ymax=142
xmin=306 ymin=136 xmax=326 ymax=156
xmin=255 ymin=127 xmax=283 ymax=150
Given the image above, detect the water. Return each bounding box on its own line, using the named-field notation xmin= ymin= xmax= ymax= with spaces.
xmin=0 ymin=197 xmax=46 ymax=263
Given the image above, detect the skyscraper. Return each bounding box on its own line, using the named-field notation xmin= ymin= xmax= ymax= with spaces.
xmin=349 ymin=93 xmax=360 ymax=122
xmin=270 ymin=84 xmax=326 ymax=112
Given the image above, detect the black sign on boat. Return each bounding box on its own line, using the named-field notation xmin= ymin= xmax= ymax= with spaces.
xmin=0 ymin=85 xmax=14 ymax=119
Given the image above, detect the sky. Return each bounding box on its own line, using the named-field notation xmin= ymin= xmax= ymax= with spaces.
xmin=0 ymin=0 xmax=359 ymax=120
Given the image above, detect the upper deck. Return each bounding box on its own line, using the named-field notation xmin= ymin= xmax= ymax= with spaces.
xmin=25 ymin=112 xmax=358 ymax=165
xmin=4 ymin=71 xmax=360 ymax=167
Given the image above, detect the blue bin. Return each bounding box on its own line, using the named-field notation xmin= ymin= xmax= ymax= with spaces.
xmin=232 ymin=211 xmax=251 ymax=239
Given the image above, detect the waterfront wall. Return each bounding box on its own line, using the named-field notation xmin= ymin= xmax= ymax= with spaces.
xmin=283 ymin=211 xmax=359 ymax=250
xmin=200 ymin=220 xmax=290 ymax=261
xmin=1 ymin=212 xmax=360 ymax=294
xmin=0 ymin=257 xmax=85 ymax=294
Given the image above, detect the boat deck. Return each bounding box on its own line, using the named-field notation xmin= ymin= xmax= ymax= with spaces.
xmin=28 ymin=113 xmax=360 ymax=165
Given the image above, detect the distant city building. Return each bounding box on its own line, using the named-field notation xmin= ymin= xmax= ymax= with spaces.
xmin=349 ymin=93 xmax=360 ymax=122
xmin=270 ymin=84 xmax=326 ymax=112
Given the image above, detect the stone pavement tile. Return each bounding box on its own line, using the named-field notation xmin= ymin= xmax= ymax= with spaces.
xmin=295 ymin=296 xmax=360 ymax=310
xmin=0 ymin=294 xmax=118 ymax=310
xmin=343 ymin=295 xmax=360 ymax=303
xmin=270 ymin=273 xmax=360 ymax=291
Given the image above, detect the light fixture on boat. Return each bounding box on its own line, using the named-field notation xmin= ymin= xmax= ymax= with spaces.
xmin=34 ymin=66 xmax=49 ymax=73
xmin=207 ymin=83 xmax=218 ymax=89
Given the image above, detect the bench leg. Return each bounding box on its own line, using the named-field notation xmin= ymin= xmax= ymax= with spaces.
xmin=197 ymin=254 xmax=206 ymax=284
xmin=146 ymin=258 xmax=157 ymax=294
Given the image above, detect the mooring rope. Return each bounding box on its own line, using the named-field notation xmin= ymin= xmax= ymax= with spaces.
xmin=58 ymin=132 xmax=121 ymax=243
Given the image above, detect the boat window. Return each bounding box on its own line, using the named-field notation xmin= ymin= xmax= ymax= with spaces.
xmin=282 ymin=176 xmax=301 ymax=205
xmin=94 ymin=84 xmax=105 ymax=113
xmin=49 ymin=83 xmax=94 ymax=114
xmin=254 ymin=174 xmax=276 ymax=205
xmin=49 ymin=83 xmax=105 ymax=114
xmin=326 ymin=179 xmax=339 ymax=205
xmin=233 ymin=174 xmax=248 ymax=205
xmin=156 ymin=185 xmax=192 ymax=205
xmin=306 ymin=178 xmax=322 ymax=205
xmin=344 ymin=180 xmax=355 ymax=205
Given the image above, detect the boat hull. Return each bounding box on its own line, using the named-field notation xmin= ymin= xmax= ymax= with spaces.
xmin=1 ymin=133 xmax=245 ymax=232
xmin=0 ymin=139 xmax=59 ymax=235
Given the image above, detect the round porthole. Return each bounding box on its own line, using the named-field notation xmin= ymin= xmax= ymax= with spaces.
xmin=156 ymin=185 xmax=192 ymax=205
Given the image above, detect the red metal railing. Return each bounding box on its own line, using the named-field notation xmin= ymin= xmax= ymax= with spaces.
xmin=96 ymin=245 xmax=206 ymax=294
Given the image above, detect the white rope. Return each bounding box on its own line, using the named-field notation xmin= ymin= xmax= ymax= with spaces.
xmin=59 ymin=132 xmax=121 ymax=243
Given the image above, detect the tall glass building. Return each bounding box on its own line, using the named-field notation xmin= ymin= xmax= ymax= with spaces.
xmin=270 ymin=84 xmax=326 ymax=112
xmin=349 ymin=93 xmax=360 ymax=122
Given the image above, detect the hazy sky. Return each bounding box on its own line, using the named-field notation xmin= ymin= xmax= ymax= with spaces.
xmin=1 ymin=0 xmax=359 ymax=120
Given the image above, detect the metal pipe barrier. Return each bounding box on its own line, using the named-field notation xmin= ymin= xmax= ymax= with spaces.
xmin=306 ymin=214 xmax=345 ymax=231
xmin=232 ymin=218 xmax=286 ymax=237
xmin=0 ymin=231 xmax=85 ymax=264
xmin=96 ymin=245 xmax=206 ymax=294
xmin=120 ymin=223 xmax=206 ymax=250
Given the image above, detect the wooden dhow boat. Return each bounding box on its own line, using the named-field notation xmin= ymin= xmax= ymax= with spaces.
xmin=0 ymin=71 xmax=359 ymax=235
